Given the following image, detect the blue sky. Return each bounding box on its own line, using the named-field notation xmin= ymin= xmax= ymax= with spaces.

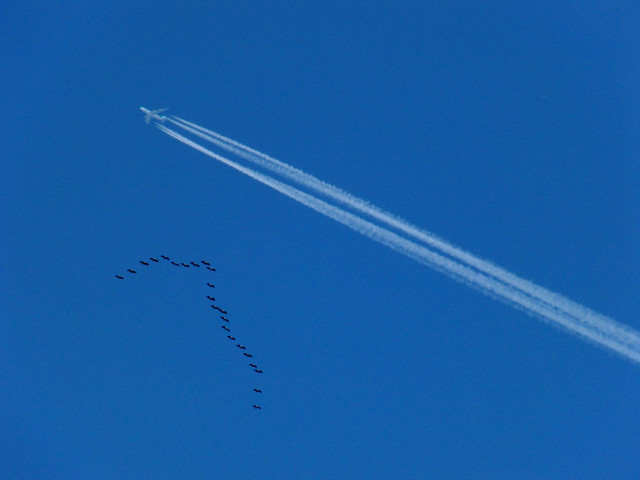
xmin=2 ymin=2 xmax=639 ymax=478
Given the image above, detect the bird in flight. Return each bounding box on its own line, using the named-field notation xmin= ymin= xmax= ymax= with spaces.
xmin=115 ymin=275 xmax=124 ymax=279
xmin=253 ymin=388 xmax=262 ymax=393
xmin=252 ymin=405 xmax=261 ymax=409
xmin=127 ymin=269 xmax=136 ymax=274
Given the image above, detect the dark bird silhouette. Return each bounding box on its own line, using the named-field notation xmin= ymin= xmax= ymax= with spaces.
xmin=127 ymin=269 xmax=136 ymax=274
xmin=220 ymin=309 xmax=228 ymax=314
xmin=161 ymin=255 xmax=170 ymax=260
xmin=206 ymin=282 xmax=215 ymax=288
xmin=201 ymin=260 xmax=210 ymax=266
xmin=221 ymin=316 xmax=229 ymax=322
xmin=140 ymin=261 xmax=149 ymax=266
xmin=249 ymin=363 xmax=257 ymax=368
xmin=236 ymin=344 xmax=246 ymax=350
xmin=254 ymin=369 xmax=263 ymax=373
xmin=243 ymin=353 xmax=253 ymax=358
xmin=206 ymin=267 xmax=216 ymax=271
xmin=150 ymin=257 xmax=159 ymax=262
xmin=115 ymin=275 xmax=124 ymax=279
xmin=252 ymin=405 xmax=261 ymax=409
xmin=207 ymin=296 xmax=215 ymax=301
xmin=180 ymin=263 xmax=190 ymax=267
xmin=227 ymin=335 xmax=236 ymax=340
xmin=221 ymin=326 xmax=230 ymax=332
xmin=253 ymin=388 xmax=262 ymax=393
xmin=190 ymin=262 xmax=200 ymax=267
xmin=171 ymin=261 xmax=179 ymax=266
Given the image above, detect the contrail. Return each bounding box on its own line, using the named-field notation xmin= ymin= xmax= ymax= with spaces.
xmin=167 ymin=116 xmax=640 ymax=353
xmin=155 ymin=122 xmax=640 ymax=363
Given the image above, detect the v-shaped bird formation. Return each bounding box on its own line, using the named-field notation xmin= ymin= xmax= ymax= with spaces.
xmin=115 ymin=255 xmax=263 ymax=410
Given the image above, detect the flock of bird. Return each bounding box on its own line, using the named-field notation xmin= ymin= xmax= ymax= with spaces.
xmin=115 ymin=255 xmax=263 ymax=410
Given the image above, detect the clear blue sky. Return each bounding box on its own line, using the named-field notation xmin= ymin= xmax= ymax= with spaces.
xmin=2 ymin=2 xmax=639 ymax=478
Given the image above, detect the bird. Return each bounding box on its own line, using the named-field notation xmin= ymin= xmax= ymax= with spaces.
xmin=161 ymin=255 xmax=170 ymax=260
xmin=227 ymin=335 xmax=236 ymax=340
xmin=171 ymin=261 xmax=179 ymax=266
xmin=127 ymin=269 xmax=136 ymax=274
xmin=207 ymin=295 xmax=215 ymax=301
xmin=243 ymin=353 xmax=253 ymax=358
xmin=190 ymin=262 xmax=200 ymax=267
xmin=220 ymin=316 xmax=229 ymax=322
xmin=149 ymin=257 xmax=159 ymax=262
xmin=249 ymin=363 xmax=257 ymax=368
xmin=253 ymin=388 xmax=262 ymax=393
xmin=254 ymin=369 xmax=263 ymax=373
xmin=115 ymin=275 xmax=124 ymax=279
xmin=201 ymin=260 xmax=210 ymax=266
xmin=206 ymin=282 xmax=215 ymax=288
xmin=252 ymin=405 xmax=261 ymax=409
xmin=180 ymin=263 xmax=190 ymax=267
xmin=140 ymin=261 xmax=149 ymax=266
xmin=222 ymin=326 xmax=230 ymax=332
xmin=236 ymin=344 xmax=246 ymax=350
xmin=220 ymin=309 xmax=228 ymax=314
xmin=206 ymin=267 xmax=216 ymax=271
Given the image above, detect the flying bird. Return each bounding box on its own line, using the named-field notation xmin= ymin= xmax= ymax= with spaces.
xmin=252 ymin=405 xmax=261 ymax=409
xmin=222 ymin=326 xmax=230 ymax=332
xmin=171 ymin=261 xmax=179 ymax=266
xmin=249 ymin=363 xmax=257 ymax=368
xmin=220 ymin=316 xmax=229 ymax=322
xmin=236 ymin=344 xmax=246 ymax=350
xmin=190 ymin=262 xmax=200 ymax=267
xmin=227 ymin=335 xmax=236 ymax=340
xmin=180 ymin=263 xmax=190 ymax=267
xmin=149 ymin=257 xmax=159 ymax=262
xmin=115 ymin=275 xmax=124 ymax=279
xmin=161 ymin=255 xmax=170 ymax=260
xmin=127 ymin=269 xmax=136 ymax=274
xmin=140 ymin=261 xmax=149 ymax=266
xmin=207 ymin=295 xmax=216 ymax=301
xmin=253 ymin=389 xmax=262 ymax=393
xmin=206 ymin=282 xmax=215 ymax=288
xmin=201 ymin=260 xmax=210 ymax=266
xmin=254 ymin=369 xmax=263 ymax=373
xmin=243 ymin=353 xmax=253 ymax=358
xmin=206 ymin=267 xmax=216 ymax=271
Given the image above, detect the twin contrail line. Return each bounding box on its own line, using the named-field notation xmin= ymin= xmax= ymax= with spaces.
xmin=155 ymin=118 xmax=640 ymax=364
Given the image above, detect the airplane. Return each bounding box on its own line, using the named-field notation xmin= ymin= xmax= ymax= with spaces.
xmin=253 ymin=389 xmax=262 ymax=393
xmin=140 ymin=261 xmax=149 ymax=266
xmin=149 ymin=257 xmax=159 ymax=262
xmin=206 ymin=282 xmax=215 ymax=288
xmin=236 ymin=345 xmax=246 ymax=350
xmin=161 ymin=255 xmax=170 ymax=260
xmin=252 ymin=405 xmax=261 ymax=409
xmin=140 ymin=107 xmax=168 ymax=124
xmin=127 ymin=269 xmax=136 ymax=274
xmin=253 ymin=369 xmax=263 ymax=373
xmin=220 ymin=316 xmax=229 ymax=322
xmin=115 ymin=275 xmax=124 ymax=279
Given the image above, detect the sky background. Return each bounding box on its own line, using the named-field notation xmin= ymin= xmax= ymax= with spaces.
xmin=2 ymin=1 xmax=639 ymax=478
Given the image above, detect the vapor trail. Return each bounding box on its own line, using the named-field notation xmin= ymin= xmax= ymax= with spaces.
xmin=156 ymin=123 xmax=640 ymax=363
xmin=168 ymin=116 xmax=639 ymax=352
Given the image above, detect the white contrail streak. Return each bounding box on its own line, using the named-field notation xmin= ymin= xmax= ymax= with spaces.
xmin=167 ymin=116 xmax=640 ymax=354
xmin=156 ymin=122 xmax=640 ymax=363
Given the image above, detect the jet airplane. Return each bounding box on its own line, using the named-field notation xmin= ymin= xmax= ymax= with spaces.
xmin=140 ymin=107 xmax=168 ymax=124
